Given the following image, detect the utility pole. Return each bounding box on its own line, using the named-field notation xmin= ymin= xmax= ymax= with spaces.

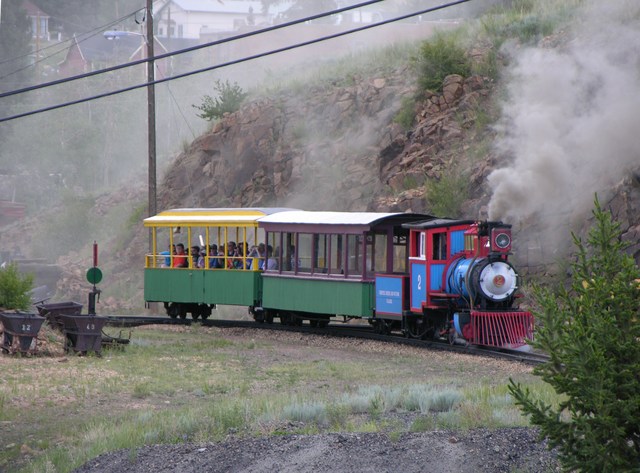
xmin=146 ymin=0 xmax=157 ymax=225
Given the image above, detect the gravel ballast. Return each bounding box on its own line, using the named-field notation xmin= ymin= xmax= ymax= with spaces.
xmin=73 ymin=428 xmax=560 ymax=473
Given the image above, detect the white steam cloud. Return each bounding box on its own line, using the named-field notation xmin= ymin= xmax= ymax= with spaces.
xmin=487 ymin=0 xmax=640 ymax=241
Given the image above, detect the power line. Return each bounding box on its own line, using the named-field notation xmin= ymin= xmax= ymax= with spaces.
xmin=159 ymin=63 xmax=196 ymax=140
xmin=0 ymin=0 xmax=473 ymax=124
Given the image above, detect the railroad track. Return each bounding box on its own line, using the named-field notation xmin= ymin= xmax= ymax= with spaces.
xmin=105 ymin=315 xmax=548 ymax=365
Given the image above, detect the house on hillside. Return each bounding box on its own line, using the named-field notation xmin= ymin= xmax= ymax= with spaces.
xmin=22 ymin=0 xmax=50 ymax=39
xmin=153 ymin=0 xmax=291 ymax=39
xmin=57 ymin=33 xmax=170 ymax=78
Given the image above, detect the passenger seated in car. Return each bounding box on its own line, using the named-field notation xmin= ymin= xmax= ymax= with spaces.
xmin=160 ymin=244 xmax=175 ymax=268
xmin=190 ymin=246 xmax=200 ymax=268
xmin=248 ymin=243 xmax=266 ymax=270
xmin=226 ymin=241 xmax=239 ymax=269
xmin=218 ymin=244 xmax=227 ymax=268
xmin=208 ymin=244 xmax=222 ymax=268
xmin=266 ymin=245 xmax=278 ymax=270
xmin=233 ymin=243 xmax=247 ymax=269
xmin=172 ymin=243 xmax=188 ymax=268
xmin=197 ymin=247 xmax=207 ymax=268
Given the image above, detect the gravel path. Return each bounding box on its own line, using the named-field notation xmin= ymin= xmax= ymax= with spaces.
xmin=73 ymin=428 xmax=560 ymax=473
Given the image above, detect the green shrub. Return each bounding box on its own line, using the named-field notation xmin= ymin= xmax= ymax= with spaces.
xmin=425 ymin=171 xmax=469 ymax=218
xmin=509 ymin=197 xmax=640 ymax=472
xmin=194 ymin=80 xmax=248 ymax=121
xmin=404 ymin=386 xmax=463 ymax=413
xmin=417 ymin=33 xmax=471 ymax=93
xmin=282 ymin=402 xmax=327 ymax=425
xmin=0 ymin=263 xmax=34 ymax=310
xmin=393 ymin=96 xmax=417 ymax=130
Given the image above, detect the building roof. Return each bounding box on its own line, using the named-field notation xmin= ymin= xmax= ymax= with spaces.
xmin=156 ymin=0 xmax=291 ymax=15
xmin=22 ymin=0 xmax=50 ymax=18
xmin=163 ymin=0 xmax=263 ymax=14
xmin=65 ymin=32 xmax=168 ymax=64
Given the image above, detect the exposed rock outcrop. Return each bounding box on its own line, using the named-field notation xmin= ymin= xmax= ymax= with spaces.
xmin=158 ymin=69 xmax=497 ymax=221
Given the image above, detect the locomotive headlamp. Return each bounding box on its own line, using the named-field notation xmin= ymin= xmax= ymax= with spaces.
xmin=491 ymin=228 xmax=512 ymax=252
xmin=495 ymin=233 xmax=510 ymax=249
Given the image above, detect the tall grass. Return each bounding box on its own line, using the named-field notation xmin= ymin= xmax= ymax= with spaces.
xmin=256 ymin=42 xmax=420 ymax=96
xmin=480 ymin=0 xmax=583 ymax=48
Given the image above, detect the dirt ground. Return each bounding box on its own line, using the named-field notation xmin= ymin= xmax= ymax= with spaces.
xmin=72 ymin=427 xmax=560 ymax=473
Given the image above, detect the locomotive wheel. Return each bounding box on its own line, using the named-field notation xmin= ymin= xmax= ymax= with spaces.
xmin=406 ymin=319 xmax=430 ymax=340
xmin=309 ymin=320 xmax=319 ymax=328
xmin=179 ymin=307 xmax=188 ymax=320
xmin=318 ymin=320 xmax=329 ymax=328
xmin=375 ymin=319 xmax=391 ymax=335
xmin=265 ymin=312 xmax=274 ymax=324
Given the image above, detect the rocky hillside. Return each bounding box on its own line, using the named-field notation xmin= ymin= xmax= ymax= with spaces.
xmin=158 ymin=69 xmax=493 ymax=216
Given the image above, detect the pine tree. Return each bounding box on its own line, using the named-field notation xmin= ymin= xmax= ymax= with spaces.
xmin=509 ymin=197 xmax=640 ymax=472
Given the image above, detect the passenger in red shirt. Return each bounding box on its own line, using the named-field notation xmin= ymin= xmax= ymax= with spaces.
xmin=172 ymin=243 xmax=188 ymax=268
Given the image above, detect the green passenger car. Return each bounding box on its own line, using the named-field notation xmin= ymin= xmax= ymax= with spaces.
xmin=143 ymin=208 xmax=291 ymax=319
xmin=256 ymin=210 xmax=431 ymax=325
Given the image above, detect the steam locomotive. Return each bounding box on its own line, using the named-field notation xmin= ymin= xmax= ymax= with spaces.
xmin=143 ymin=208 xmax=533 ymax=349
